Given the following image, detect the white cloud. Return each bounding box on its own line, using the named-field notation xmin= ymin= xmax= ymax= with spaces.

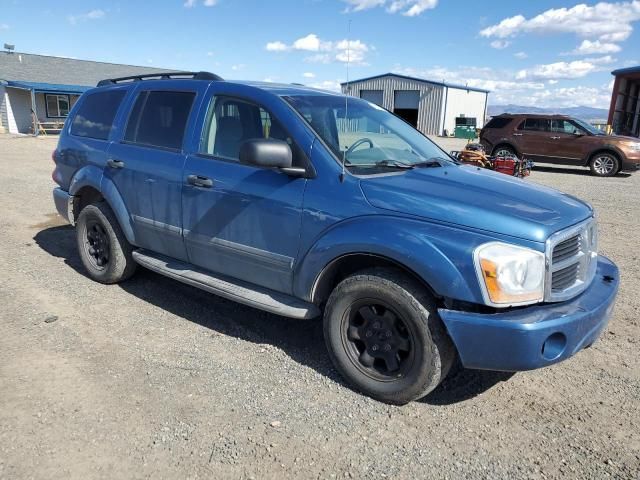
xmin=303 ymin=72 xmax=316 ymax=78
xmin=206 ymin=51 xmax=214 ymax=57
xmin=514 ymin=51 xmax=528 ymax=59
xmin=0 ymin=23 xmax=9 ymax=30
xmin=310 ymin=80 xmax=343 ymax=91
xmin=231 ymin=64 xmax=246 ymax=71
xmin=342 ymin=0 xmax=385 ymax=11
xmin=68 ymin=9 xmax=105 ymax=25
xmin=184 ymin=0 xmax=217 ymax=7
xmin=265 ymin=41 xmax=289 ymax=52
xmin=568 ymin=39 xmax=621 ymax=55
xmin=480 ymin=1 xmax=640 ymax=43
xmin=490 ymin=40 xmax=510 ymax=49
xmin=392 ymin=64 xmax=613 ymax=109
xmin=516 ymin=60 xmax=597 ymax=80
xmin=342 ymin=0 xmax=437 ymax=16
xmin=266 ymin=34 xmax=371 ymax=65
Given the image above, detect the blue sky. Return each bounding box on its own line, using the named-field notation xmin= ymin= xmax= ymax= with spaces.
xmin=1 ymin=0 xmax=639 ymax=108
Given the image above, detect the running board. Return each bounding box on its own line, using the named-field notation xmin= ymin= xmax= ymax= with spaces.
xmin=132 ymin=250 xmax=319 ymax=319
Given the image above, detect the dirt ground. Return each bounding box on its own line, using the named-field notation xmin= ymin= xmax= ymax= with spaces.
xmin=0 ymin=134 xmax=638 ymax=479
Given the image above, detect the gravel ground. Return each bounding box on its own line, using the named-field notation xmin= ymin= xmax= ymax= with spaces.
xmin=0 ymin=134 xmax=638 ymax=479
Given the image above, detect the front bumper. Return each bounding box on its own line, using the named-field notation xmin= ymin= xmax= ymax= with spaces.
xmin=439 ymin=256 xmax=619 ymax=371
xmin=53 ymin=187 xmax=75 ymax=225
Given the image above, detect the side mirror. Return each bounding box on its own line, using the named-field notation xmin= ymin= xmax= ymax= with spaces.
xmin=240 ymin=138 xmax=292 ymax=168
xmin=573 ymin=131 xmax=584 ymax=137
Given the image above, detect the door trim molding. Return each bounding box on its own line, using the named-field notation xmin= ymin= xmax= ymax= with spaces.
xmin=184 ymin=230 xmax=294 ymax=271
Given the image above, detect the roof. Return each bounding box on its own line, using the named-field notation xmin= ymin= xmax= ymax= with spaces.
xmin=3 ymin=80 xmax=91 ymax=94
xmin=611 ymin=66 xmax=640 ymax=77
xmin=341 ymin=72 xmax=490 ymax=93
xmin=0 ymin=51 xmax=179 ymax=87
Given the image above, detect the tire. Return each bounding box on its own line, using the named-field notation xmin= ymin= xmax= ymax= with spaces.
xmin=76 ymin=202 xmax=137 ymax=284
xmin=589 ymin=152 xmax=619 ymax=177
xmin=492 ymin=145 xmax=517 ymax=158
xmin=323 ymin=268 xmax=455 ymax=405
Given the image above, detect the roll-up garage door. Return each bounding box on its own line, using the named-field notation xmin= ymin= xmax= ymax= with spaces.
xmin=360 ymin=90 xmax=384 ymax=107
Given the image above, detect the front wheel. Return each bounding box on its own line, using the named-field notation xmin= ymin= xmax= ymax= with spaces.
xmin=589 ymin=153 xmax=619 ymax=177
xmin=323 ymin=268 xmax=455 ymax=405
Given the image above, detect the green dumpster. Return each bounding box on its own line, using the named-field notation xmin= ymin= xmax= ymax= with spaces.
xmin=454 ymin=116 xmax=477 ymax=139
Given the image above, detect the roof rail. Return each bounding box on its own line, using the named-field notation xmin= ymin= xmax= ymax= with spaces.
xmin=96 ymin=71 xmax=223 ymax=87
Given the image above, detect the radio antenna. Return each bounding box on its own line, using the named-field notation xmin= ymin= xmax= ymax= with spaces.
xmin=340 ymin=19 xmax=351 ymax=183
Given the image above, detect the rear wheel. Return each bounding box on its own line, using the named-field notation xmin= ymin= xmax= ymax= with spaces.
xmin=323 ymin=268 xmax=455 ymax=404
xmin=589 ymin=152 xmax=619 ymax=177
xmin=76 ymin=202 xmax=137 ymax=284
xmin=493 ymin=145 xmax=517 ymax=158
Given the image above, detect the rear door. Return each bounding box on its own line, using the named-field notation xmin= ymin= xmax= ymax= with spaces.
xmin=515 ymin=117 xmax=555 ymax=162
xmin=181 ymin=89 xmax=310 ymax=294
xmin=105 ymin=83 xmax=204 ymax=260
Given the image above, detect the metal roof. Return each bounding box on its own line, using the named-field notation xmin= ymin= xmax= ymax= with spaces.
xmin=3 ymin=80 xmax=92 ymax=94
xmin=611 ymin=66 xmax=640 ymax=76
xmin=341 ymin=72 xmax=490 ymax=93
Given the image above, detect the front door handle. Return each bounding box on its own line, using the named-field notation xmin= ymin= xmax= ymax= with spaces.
xmin=550 ymin=136 xmax=561 ymax=140
xmin=187 ymin=174 xmax=213 ymax=188
xmin=513 ymin=133 xmax=523 ymax=136
xmin=107 ymin=159 xmax=125 ymax=169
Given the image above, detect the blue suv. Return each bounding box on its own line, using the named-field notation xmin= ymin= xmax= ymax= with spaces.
xmin=52 ymin=72 xmax=619 ymax=404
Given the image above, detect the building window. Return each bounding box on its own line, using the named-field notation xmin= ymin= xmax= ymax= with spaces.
xmin=45 ymin=94 xmax=71 ymax=118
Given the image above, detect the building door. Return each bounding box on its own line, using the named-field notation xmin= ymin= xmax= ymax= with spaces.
xmin=393 ymin=90 xmax=420 ymax=128
xmin=360 ymin=90 xmax=384 ymax=107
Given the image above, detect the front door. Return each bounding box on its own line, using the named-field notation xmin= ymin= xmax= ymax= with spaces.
xmin=181 ymin=94 xmax=307 ymax=294
xmin=105 ymin=87 xmax=200 ymax=261
xmin=547 ymin=119 xmax=591 ymax=165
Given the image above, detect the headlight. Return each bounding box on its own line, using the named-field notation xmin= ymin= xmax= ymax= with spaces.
xmin=474 ymin=242 xmax=545 ymax=307
xmin=628 ymin=142 xmax=640 ymax=152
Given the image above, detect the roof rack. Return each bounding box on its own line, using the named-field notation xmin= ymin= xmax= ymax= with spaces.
xmin=97 ymin=71 xmax=223 ymax=87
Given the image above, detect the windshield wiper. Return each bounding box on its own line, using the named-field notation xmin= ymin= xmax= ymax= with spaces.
xmin=412 ymin=157 xmax=446 ymax=168
xmin=346 ymin=160 xmax=414 ymax=170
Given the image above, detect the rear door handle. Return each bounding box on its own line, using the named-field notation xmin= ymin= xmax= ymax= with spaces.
xmin=187 ymin=174 xmax=213 ymax=188
xmin=107 ymin=159 xmax=125 ymax=169
xmin=550 ymin=136 xmax=561 ymax=140
xmin=513 ymin=133 xmax=523 ymax=136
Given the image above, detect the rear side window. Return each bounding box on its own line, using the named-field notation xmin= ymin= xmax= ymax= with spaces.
xmin=483 ymin=117 xmax=511 ymax=129
xmin=124 ymin=91 xmax=195 ymax=150
xmin=70 ymin=90 xmax=126 ymax=140
xmin=519 ymin=118 xmax=551 ymax=132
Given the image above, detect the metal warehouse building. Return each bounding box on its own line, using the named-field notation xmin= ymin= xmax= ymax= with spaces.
xmin=341 ymin=73 xmax=489 ymax=137
xmin=0 ymin=51 xmax=174 ymax=135
xmin=608 ymin=66 xmax=640 ymax=138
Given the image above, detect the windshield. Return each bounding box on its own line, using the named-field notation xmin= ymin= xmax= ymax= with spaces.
xmin=284 ymin=95 xmax=453 ymax=172
xmin=572 ymin=117 xmax=604 ymax=135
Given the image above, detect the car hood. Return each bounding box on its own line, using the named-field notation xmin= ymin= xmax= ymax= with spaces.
xmin=359 ymin=164 xmax=592 ymax=243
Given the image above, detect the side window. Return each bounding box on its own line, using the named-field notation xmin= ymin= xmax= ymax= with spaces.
xmin=201 ymin=96 xmax=304 ymax=166
xmin=551 ymin=119 xmax=580 ymax=134
xmin=124 ymin=91 xmax=195 ymax=150
xmin=483 ymin=117 xmax=511 ymax=129
xmin=70 ymin=90 xmax=126 ymax=140
xmin=518 ymin=118 xmax=551 ymax=132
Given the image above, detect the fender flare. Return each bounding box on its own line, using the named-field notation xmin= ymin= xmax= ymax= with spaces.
xmin=293 ymin=216 xmax=481 ymax=304
xmin=68 ymin=165 xmax=137 ymax=245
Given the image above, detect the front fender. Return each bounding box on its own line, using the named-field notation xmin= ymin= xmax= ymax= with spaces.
xmin=294 ymin=216 xmax=501 ymax=304
xmin=68 ymin=165 xmax=137 ymax=245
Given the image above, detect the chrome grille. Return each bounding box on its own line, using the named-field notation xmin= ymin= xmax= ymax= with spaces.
xmin=545 ymin=218 xmax=598 ymax=302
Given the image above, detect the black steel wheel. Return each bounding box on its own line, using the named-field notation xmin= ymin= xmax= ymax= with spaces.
xmin=342 ymin=300 xmax=415 ymax=381
xmin=76 ymin=202 xmax=137 ymax=284
xmin=324 ymin=268 xmax=455 ymax=404
xmin=83 ymin=220 xmax=110 ymax=270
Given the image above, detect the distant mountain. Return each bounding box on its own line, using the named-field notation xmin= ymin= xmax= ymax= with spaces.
xmin=488 ymin=104 xmax=608 ymax=121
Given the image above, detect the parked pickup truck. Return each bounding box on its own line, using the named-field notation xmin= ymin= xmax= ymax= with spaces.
xmin=52 ymin=71 xmax=619 ymax=404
